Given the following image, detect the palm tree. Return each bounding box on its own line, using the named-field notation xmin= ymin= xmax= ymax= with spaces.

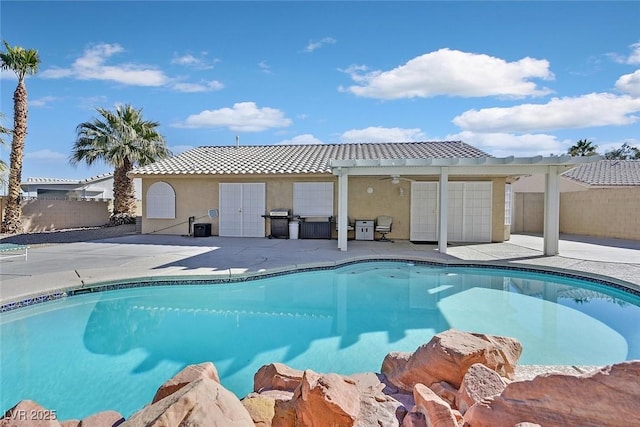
xmin=70 ymin=104 xmax=171 ymax=221
xmin=0 ymin=112 xmax=10 ymax=179
xmin=567 ymin=139 xmax=598 ymax=156
xmin=0 ymin=41 xmax=40 ymax=234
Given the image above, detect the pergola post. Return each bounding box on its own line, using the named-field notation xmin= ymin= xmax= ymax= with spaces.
xmin=438 ymin=167 xmax=449 ymax=254
xmin=337 ymin=170 xmax=349 ymax=251
xmin=543 ymin=165 xmax=560 ymax=256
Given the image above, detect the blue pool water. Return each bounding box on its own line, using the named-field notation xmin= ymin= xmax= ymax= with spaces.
xmin=1 ymin=262 xmax=639 ymax=420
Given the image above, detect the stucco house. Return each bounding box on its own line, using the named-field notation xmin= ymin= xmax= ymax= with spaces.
xmin=511 ymin=160 xmax=640 ymax=240
xmin=129 ymin=141 xmax=598 ymax=254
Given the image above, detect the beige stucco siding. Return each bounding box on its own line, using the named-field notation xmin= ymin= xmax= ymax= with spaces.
xmin=559 ymin=187 xmax=640 ymax=240
xmin=513 ymin=187 xmax=640 ymax=241
xmin=140 ymin=175 xmax=509 ymax=242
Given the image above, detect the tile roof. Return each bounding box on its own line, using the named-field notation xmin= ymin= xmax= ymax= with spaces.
xmin=562 ymin=160 xmax=640 ymax=187
xmin=131 ymin=141 xmax=490 ymax=176
xmin=24 ymin=173 xmax=114 ymax=185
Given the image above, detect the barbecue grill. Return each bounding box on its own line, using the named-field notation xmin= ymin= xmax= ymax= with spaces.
xmin=264 ymin=209 xmax=291 ymax=238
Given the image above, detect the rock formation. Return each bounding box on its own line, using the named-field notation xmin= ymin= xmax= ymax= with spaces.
xmin=2 ymin=329 xmax=637 ymax=427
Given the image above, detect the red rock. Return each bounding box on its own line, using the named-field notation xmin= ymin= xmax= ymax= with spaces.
xmin=400 ymin=411 xmax=427 ymax=427
xmin=1 ymin=400 xmax=61 ymax=427
xmin=412 ymin=384 xmax=458 ymax=427
xmin=241 ymin=394 xmax=275 ymax=427
xmin=59 ymin=421 xmax=80 ymax=427
xmin=151 ymin=362 xmax=220 ymax=404
xmin=429 ymin=381 xmax=458 ymax=408
xmin=294 ymin=370 xmax=360 ymax=427
xmin=254 ymin=363 xmax=304 ymax=393
xmin=457 ymin=363 xmax=506 ymax=414
xmin=122 ymin=377 xmax=253 ymax=427
xmin=382 ymin=330 xmax=522 ymax=391
xmin=463 ymin=361 xmax=640 ymax=427
xmin=381 ymin=352 xmax=411 ymax=384
xmin=271 ymin=398 xmax=295 ymax=427
xmin=78 ymin=410 xmax=124 ymax=427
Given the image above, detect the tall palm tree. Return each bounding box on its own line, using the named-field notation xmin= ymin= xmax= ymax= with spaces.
xmin=0 ymin=112 xmax=10 ymax=179
xmin=71 ymin=104 xmax=171 ymax=220
xmin=0 ymin=41 xmax=40 ymax=234
xmin=567 ymin=139 xmax=598 ymax=156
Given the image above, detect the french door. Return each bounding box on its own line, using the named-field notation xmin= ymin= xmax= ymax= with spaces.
xmin=219 ymin=183 xmax=266 ymax=237
xmin=410 ymin=181 xmax=492 ymax=242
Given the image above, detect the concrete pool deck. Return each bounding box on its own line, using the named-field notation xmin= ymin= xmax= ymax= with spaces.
xmin=1 ymin=231 xmax=639 ymax=307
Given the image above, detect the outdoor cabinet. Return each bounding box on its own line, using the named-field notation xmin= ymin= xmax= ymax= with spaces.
xmin=355 ymin=220 xmax=374 ymax=241
xmin=193 ymin=223 xmax=212 ymax=237
xmin=299 ymin=216 xmax=332 ymax=239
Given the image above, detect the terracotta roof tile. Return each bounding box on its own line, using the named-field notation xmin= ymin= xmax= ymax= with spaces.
xmin=563 ymin=160 xmax=640 ymax=186
xmin=131 ymin=141 xmax=490 ymax=176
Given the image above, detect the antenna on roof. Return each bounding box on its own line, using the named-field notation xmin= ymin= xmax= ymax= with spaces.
xmin=235 ymin=135 xmax=239 ymax=147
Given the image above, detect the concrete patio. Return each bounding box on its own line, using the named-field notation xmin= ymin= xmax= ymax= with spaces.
xmin=1 ymin=232 xmax=639 ymax=307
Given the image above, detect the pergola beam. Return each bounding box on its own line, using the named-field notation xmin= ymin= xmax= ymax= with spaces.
xmin=330 ymin=156 xmax=601 ymax=254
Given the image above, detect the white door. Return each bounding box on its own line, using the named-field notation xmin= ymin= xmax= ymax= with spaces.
xmin=410 ymin=182 xmax=438 ymax=241
xmin=462 ymin=182 xmax=492 ymax=242
xmin=219 ymin=183 xmax=266 ymax=237
xmin=410 ymin=181 xmax=492 ymax=242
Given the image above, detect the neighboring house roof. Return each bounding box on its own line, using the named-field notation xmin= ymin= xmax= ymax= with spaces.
xmin=23 ymin=173 xmax=114 ymax=186
xmin=130 ymin=141 xmax=490 ymax=176
xmin=562 ymin=160 xmax=640 ymax=187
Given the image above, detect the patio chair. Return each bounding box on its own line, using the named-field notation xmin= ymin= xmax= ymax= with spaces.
xmin=375 ymin=215 xmax=393 ymax=242
xmin=335 ymin=216 xmax=355 ymax=232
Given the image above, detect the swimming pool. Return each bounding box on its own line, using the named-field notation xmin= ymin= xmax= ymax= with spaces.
xmin=1 ymin=261 xmax=639 ymax=420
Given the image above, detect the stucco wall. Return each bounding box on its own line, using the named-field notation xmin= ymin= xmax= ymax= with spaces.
xmin=21 ymin=198 xmax=111 ymax=232
xmin=559 ymin=188 xmax=640 ymax=240
xmin=513 ymin=188 xmax=640 ymax=240
xmin=512 ymin=193 xmax=545 ymax=234
xmin=140 ymin=175 xmax=509 ymax=242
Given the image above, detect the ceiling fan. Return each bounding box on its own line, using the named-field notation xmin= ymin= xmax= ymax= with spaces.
xmin=378 ymin=174 xmax=414 ymax=185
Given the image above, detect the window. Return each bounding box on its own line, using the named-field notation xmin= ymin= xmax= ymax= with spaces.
xmin=146 ymin=182 xmax=176 ymax=219
xmin=293 ymin=182 xmax=333 ymax=216
xmin=504 ymin=184 xmax=513 ymax=226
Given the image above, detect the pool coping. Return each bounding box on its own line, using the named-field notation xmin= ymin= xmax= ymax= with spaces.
xmin=2 ymin=255 xmax=638 ymax=314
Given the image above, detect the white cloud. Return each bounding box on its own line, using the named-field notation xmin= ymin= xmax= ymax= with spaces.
xmin=453 ymin=93 xmax=640 ymax=133
xmin=611 ymin=41 xmax=640 ymax=65
xmin=627 ymin=42 xmax=640 ymax=65
xmin=340 ymin=48 xmax=554 ymax=99
xmin=447 ymin=131 xmax=568 ymax=158
xmin=275 ymin=134 xmax=324 ymax=145
xmin=616 ymin=70 xmax=640 ymax=97
xmin=304 ymin=37 xmax=336 ymax=53
xmin=25 ymin=149 xmax=67 ymax=161
xmin=172 ymin=80 xmax=224 ymax=93
xmin=341 ymin=127 xmax=427 ymax=143
xmin=0 ymin=69 xmax=17 ymax=80
xmin=41 ymin=43 xmax=170 ymax=86
xmin=178 ymin=102 xmax=292 ymax=132
xmin=30 ymin=96 xmax=58 ymax=108
xmin=171 ymin=53 xmax=217 ymax=69
xmin=258 ymin=60 xmax=272 ymax=74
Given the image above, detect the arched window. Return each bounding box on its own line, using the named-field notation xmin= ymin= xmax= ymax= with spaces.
xmin=146 ymin=182 xmax=175 ymax=219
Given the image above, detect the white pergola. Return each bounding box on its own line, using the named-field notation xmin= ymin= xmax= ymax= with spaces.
xmin=330 ymin=155 xmax=602 ymax=255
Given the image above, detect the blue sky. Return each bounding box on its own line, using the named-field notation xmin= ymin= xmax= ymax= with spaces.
xmin=1 ymin=1 xmax=639 ymax=181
